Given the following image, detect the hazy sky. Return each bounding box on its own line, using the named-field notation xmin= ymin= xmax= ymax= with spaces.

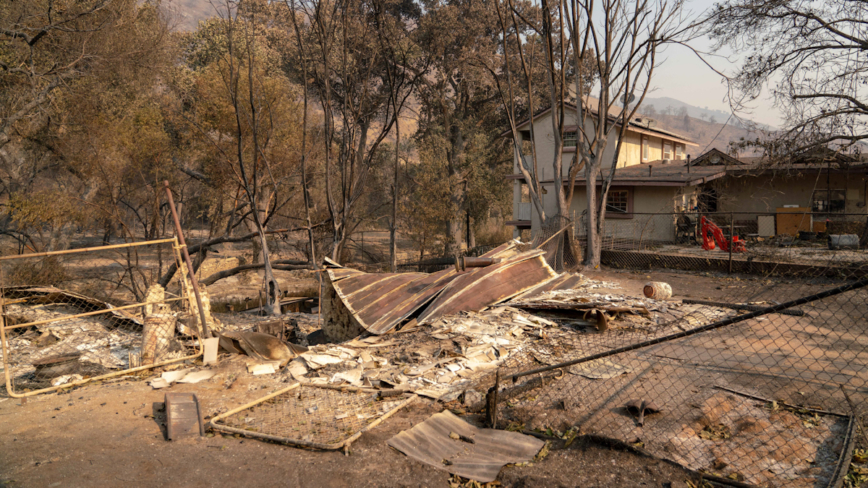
xmin=647 ymin=0 xmax=782 ymax=128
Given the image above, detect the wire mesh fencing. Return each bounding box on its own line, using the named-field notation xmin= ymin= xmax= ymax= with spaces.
xmin=0 ymin=238 xmax=204 ymax=397
xmin=462 ymin=211 xmax=868 ymax=488
xmin=531 ymin=214 xmax=582 ymax=273
xmin=209 ymin=383 xmax=417 ymax=451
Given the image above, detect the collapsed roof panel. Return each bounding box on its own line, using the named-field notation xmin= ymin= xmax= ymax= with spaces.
xmin=513 ymin=272 xmax=586 ymax=301
xmin=322 ymin=241 xmax=560 ymax=340
xmin=361 ymin=267 xmax=459 ymax=335
xmin=324 ymin=268 xmax=459 ymax=340
xmin=328 ymin=268 xmax=365 ymax=281
xmin=416 ymin=250 xmax=557 ymax=324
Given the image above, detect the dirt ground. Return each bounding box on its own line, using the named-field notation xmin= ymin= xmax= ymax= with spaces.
xmin=0 ymin=378 xmax=701 ymax=488
xmin=1 ymin=266 xmax=864 ymax=487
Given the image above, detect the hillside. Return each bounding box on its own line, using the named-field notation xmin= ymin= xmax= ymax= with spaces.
xmin=641 ymin=97 xmax=734 ymax=126
xmin=163 ymin=0 xmax=215 ymax=31
xmin=636 ymin=111 xmax=762 ymax=157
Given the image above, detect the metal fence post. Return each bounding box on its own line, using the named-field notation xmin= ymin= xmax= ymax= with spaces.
xmin=164 ymin=181 xmax=212 ymax=339
xmin=729 ymin=212 xmax=734 ymax=274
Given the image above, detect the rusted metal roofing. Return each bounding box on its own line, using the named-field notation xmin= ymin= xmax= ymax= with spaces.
xmin=359 ymin=267 xmax=459 ymax=334
xmin=513 ymin=272 xmax=585 ymax=300
xmin=387 ymin=410 xmax=544 ymax=482
xmin=325 ymin=241 xmax=562 ymax=335
xmin=416 ymin=250 xmax=557 ymax=324
xmin=328 ymin=271 xmax=432 ymax=335
xmin=328 ymin=267 xmax=365 ymax=281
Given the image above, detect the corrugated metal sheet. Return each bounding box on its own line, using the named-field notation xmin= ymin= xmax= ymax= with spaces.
xmin=512 ymin=272 xmax=586 ymax=300
xmin=327 ymin=270 xmax=448 ymax=335
xmin=416 ymin=250 xmax=557 ymax=324
xmin=387 ymin=410 xmax=544 ymax=482
xmin=326 ymin=241 xmax=559 ymax=335
xmin=360 ymin=267 xmax=459 ymax=334
xmin=328 ymin=268 xmax=365 ymax=281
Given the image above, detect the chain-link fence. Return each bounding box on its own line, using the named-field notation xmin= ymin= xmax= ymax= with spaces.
xmin=0 ymin=238 xmax=203 ymax=397
xmin=576 ymin=211 xmax=868 ymax=275
xmin=466 ymin=211 xmax=868 ymax=488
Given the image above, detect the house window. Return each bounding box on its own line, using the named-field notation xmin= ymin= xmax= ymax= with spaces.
xmin=812 ymin=190 xmax=846 ymax=213
xmin=675 ymin=144 xmax=683 ymax=160
xmin=605 ymin=188 xmax=633 ymax=218
xmin=564 ymin=131 xmax=577 ymax=147
xmin=663 ymin=141 xmax=672 ymax=160
xmin=641 ymin=136 xmax=649 ymax=161
xmin=607 ymin=190 xmax=629 ymax=213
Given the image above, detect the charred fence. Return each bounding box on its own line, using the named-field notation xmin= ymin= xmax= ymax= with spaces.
xmin=471 ymin=211 xmax=868 ymax=488
xmin=0 ymin=239 xmax=204 ymax=397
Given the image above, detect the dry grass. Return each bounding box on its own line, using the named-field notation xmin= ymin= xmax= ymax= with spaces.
xmin=4 ymin=256 xmax=70 ymax=287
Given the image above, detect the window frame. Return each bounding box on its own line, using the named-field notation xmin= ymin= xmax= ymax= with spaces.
xmin=675 ymin=144 xmax=684 ymax=160
xmin=663 ymin=140 xmax=673 ymax=160
xmin=641 ymin=136 xmax=649 ymax=161
xmin=811 ymin=189 xmax=847 ymax=214
xmin=604 ymin=187 xmax=634 ymax=219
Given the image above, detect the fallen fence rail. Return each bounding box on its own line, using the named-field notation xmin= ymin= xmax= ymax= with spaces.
xmin=209 ymin=383 xmax=418 ymax=453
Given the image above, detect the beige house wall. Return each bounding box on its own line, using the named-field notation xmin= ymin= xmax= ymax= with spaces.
xmin=712 ymin=173 xmax=868 ymax=217
xmin=562 ymin=185 xmax=698 ymax=242
xmin=511 ymin=108 xmax=693 ymax=234
xmin=513 ymin=112 xmax=684 ymax=175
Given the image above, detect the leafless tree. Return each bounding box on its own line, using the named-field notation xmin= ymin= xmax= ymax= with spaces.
xmin=709 ymin=0 xmax=868 ymax=155
xmin=289 ymin=0 xmax=410 ymax=262
xmin=496 ymin=0 xmax=695 ymax=267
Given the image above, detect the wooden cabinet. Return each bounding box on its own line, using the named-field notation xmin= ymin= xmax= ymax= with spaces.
xmin=776 ymin=207 xmax=812 ymax=236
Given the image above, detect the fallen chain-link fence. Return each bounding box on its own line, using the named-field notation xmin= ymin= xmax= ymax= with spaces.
xmin=0 ymin=238 xmax=204 ymax=397
xmin=209 ymin=383 xmax=417 ymax=452
xmin=461 ymin=211 xmax=868 ymax=488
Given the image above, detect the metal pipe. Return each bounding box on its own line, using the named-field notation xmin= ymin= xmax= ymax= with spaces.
xmin=0 ymin=291 xmax=13 ymax=397
xmin=0 ymin=238 xmax=177 ymax=261
xmin=164 ymin=181 xmax=212 ymax=339
xmin=509 ymin=274 xmax=868 ymax=381
xmin=729 ymin=211 xmax=734 ymax=274
xmin=463 ymin=257 xmax=499 ymax=268
xmin=454 ymin=256 xmax=501 ymax=272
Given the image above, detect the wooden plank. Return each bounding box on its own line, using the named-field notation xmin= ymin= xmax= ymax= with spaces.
xmin=775 ymin=207 xmax=812 ymax=236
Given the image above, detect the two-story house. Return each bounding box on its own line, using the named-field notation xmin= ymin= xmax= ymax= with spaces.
xmin=505 ymin=101 xmax=698 ymax=234
xmin=507 ymin=101 xmax=868 ymax=243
